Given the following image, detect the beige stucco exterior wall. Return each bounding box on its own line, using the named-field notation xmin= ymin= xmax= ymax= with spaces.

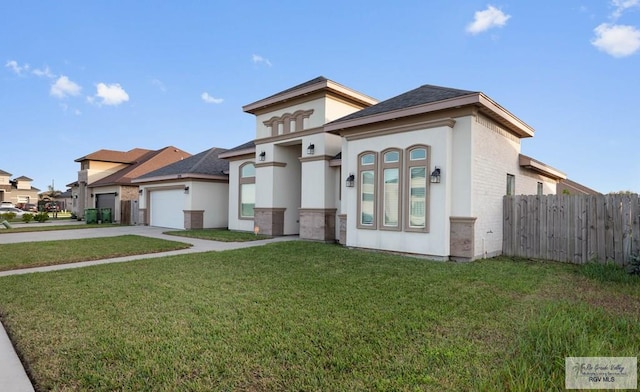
xmin=342 ymin=124 xmax=453 ymax=258
xmin=255 ymin=99 xmax=325 ymax=139
xmin=187 ymin=181 xmax=229 ymax=228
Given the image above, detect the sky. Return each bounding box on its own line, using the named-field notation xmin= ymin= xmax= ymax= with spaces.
xmin=1 ymin=1 xmax=639 ymax=194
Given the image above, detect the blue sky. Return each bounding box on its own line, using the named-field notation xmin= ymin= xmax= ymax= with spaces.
xmin=2 ymin=1 xmax=639 ymax=193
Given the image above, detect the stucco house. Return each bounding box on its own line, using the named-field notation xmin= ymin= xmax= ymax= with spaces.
xmin=72 ymin=147 xmax=191 ymax=222
xmin=0 ymin=170 xmax=40 ymax=206
xmin=132 ymin=147 xmax=229 ymax=229
xmin=221 ymin=77 xmax=571 ymax=260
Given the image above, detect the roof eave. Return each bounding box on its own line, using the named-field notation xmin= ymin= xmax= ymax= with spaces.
xmin=132 ymin=173 xmax=228 ymax=184
xmin=218 ymin=147 xmax=256 ymax=159
xmin=242 ymin=80 xmax=377 ymax=114
xmin=519 ymin=154 xmax=567 ymax=180
xmin=325 ymin=93 xmax=535 ymax=138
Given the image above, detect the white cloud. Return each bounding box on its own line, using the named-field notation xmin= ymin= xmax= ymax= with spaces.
xmin=252 ymin=54 xmax=272 ymax=66
xmin=201 ymin=92 xmax=223 ymax=104
xmin=592 ymin=23 xmax=640 ymax=57
xmin=50 ymin=76 xmax=82 ymax=98
xmin=151 ymin=78 xmax=166 ymax=92
xmin=90 ymin=83 xmax=129 ymax=106
xmin=5 ymin=60 xmax=30 ymax=75
xmin=32 ymin=66 xmax=55 ymax=78
xmin=611 ymin=0 xmax=640 ymax=19
xmin=466 ymin=5 xmax=511 ymax=35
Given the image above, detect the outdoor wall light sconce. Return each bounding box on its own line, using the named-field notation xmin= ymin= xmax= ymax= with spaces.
xmin=307 ymin=143 xmax=315 ymax=155
xmin=430 ymin=167 xmax=441 ymax=184
xmin=259 ymin=151 xmax=266 ymax=161
xmin=346 ymin=174 xmax=355 ymax=188
xmin=114 ymin=192 xmax=118 ymax=197
xmin=184 ymin=186 xmax=190 ymax=194
xmin=138 ymin=189 xmax=143 ymax=195
xmin=90 ymin=193 xmax=94 ymax=198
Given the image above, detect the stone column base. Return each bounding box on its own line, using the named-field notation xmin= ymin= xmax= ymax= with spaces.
xmin=139 ymin=208 xmax=148 ymax=226
xmin=254 ymin=208 xmax=286 ymax=236
xmin=299 ymin=208 xmax=337 ymax=242
xmin=337 ymin=214 xmax=347 ymax=245
xmin=450 ymin=216 xmax=477 ymax=260
xmin=184 ymin=210 xmax=204 ymax=230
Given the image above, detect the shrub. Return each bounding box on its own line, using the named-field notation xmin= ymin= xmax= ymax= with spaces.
xmin=627 ymin=254 xmax=640 ymax=276
xmin=0 ymin=212 xmax=16 ymax=221
xmin=34 ymin=212 xmax=50 ymax=223
xmin=21 ymin=213 xmax=34 ymax=223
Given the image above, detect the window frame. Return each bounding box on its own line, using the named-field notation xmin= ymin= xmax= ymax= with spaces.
xmin=357 ymin=151 xmax=378 ymax=229
xmin=506 ymin=174 xmax=516 ymax=196
xmin=404 ymin=144 xmax=430 ymax=233
xmin=378 ymin=148 xmax=402 ymax=231
xmin=238 ymin=162 xmax=256 ymax=220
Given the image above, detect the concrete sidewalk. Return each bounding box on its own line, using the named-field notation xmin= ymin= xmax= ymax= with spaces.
xmin=0 ymin=224 xmax=298 ymax=391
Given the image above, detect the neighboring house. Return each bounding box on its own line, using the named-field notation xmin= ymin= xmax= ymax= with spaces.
xmin=0 ymin=170 xmax=40 ymax=206
xmin=221 ymin=76 xmax=580 ymax=260
xmin=557 ymin=178 xmax=601 ymax=195
xmin=132 ymin=147 xmax=230 ymax=230
xmin=72 ymin=147 xmax=191 ymax=222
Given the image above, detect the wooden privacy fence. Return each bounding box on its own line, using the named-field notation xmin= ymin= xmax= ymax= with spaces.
xmin=503 ymin=194 xmax=640 ymax=266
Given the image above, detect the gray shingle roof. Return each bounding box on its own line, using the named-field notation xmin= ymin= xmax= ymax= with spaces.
xmin=259 ymin=76 xmax=328 ymax=102
xmin=224 ymin=140 xmax=255 ymax=153
xmin=331 ymin=84 xmax=477 ymax=123
xmin=136 ymin=147 xmax=229 ymax=179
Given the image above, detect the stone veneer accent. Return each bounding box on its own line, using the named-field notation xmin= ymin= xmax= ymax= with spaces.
xmin=254 ymin=208 xmax=286 ymax=236
xmin=450 ymin=217 xmax=477 ymax=260
xmin=299 ymin=208 xmax=337 ymax=242
xmin=337 ymin=214 xmax=347 ymax=245
xmin=184 ymin=210 xmax=204 ymax=230
xmin=139 ymin=208 xmax=148 ymax=226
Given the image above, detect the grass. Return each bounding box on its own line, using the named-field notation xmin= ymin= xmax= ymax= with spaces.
xmin=0 ymin=243 xmax=638 ymax=391
xmin=0 ymin=235 xmax=191 ymax=271
xmin=164 ymin=228 xmax=271 ymax=242
xmin=0 ymin=223 xmax=120 ymax=234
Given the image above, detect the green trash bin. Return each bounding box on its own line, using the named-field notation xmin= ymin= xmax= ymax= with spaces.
xmin=85 ymin=208 xmax=98 ymax=224
xmin=100 ymin=208 xmax=112 ymax=224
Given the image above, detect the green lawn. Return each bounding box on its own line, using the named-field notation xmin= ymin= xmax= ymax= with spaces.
xmin=164 ymin=228 xmax=271 ymax=242
xmin=0 ymin=235 xmax=191 ymax=271
xmin=0 ymin=242 xmax=638 ymax=391
xmin=0 ymin=223 xmax=119 ymax=234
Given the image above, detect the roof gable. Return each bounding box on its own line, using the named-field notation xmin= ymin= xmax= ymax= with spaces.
xmin=90 ymin=146 xmax=191 ymax=187
xmin=242 ymin=76 xmax=377 ymax=114
xmin=332 ymin=84 xmax=477 ymax=123
xmin=75 ymin=148 xmax=152 ymax=163
xmin=134 ymin=147 xmax=229 ymax=181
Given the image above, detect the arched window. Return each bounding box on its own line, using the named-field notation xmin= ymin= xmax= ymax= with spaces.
xmin=380 ymin=148 xmax=402 ymax=230
xmin=357 ymin=152 xmax=377 ymax=228
xmin=239 ymin=162 xmax=255 ymax=219
xmin=405 ymin=145 xmax=429 ymax=231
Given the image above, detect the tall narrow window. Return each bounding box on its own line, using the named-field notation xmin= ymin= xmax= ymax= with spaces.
xmin=380 ymin=149 xmax=401 ymax=229
xmin=239 ymin=162 xmax=255 ymax=219
xmin=358 ymin=152 xmax=377 ymax=228
xmin=506 ymin=174 xmax=516 ymax=196
xmin=405 ymin=145 xmax=429 ymax=232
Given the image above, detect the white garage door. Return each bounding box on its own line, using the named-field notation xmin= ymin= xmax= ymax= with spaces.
xmin=150 ymin=189 xmax=184 ymax=229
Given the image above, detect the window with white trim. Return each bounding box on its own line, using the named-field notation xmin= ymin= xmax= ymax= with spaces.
xmin=239 ymin=162 xmax=255 ymax=219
